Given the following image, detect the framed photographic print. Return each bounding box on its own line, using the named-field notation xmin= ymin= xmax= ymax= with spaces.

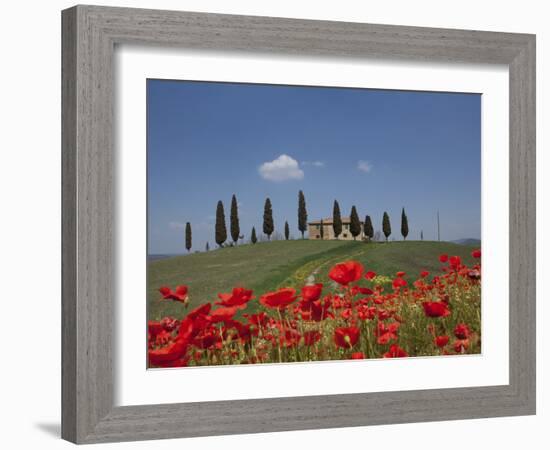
xmin=62 ymin=5 xmax=536 ymax=444
xmin=145 ymin=79 xmax=484 ymax=367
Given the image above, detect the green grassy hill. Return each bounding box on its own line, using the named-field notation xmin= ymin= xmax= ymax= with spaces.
xmin=148 ymin=240 xmax=477 ymax=320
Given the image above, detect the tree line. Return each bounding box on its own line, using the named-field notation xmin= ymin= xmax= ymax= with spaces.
xmin=183 ymin=190 xmax=410 ymax=252
xmin=210 ymin=191 xmax=307 ymax=249
xmin=330 ymin=200 xmax=408 ymax=242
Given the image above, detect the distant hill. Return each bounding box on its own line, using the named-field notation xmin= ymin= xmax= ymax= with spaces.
xmin=450 ymin=238 xmax=481 ymax=246
xmin=148 ymin=253 xmax=185 ymax=261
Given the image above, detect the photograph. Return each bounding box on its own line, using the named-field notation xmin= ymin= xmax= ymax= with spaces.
xmin=146 ymin=79 xmax=482 ymax=368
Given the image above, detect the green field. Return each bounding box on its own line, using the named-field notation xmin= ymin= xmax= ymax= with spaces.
xmin=148 ymin=240 xmax=477 ymax=320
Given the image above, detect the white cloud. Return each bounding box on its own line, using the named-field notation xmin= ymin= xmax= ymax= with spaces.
xmin=259 ymin=154 xmax=304 ymax=182
xmin=357 ymin=160 xmax=373 ymax=173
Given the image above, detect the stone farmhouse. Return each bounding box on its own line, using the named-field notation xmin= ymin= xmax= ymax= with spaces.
xmin=308 ymin=217 xmax=364 ymax=240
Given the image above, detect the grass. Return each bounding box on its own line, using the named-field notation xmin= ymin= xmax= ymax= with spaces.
xmin=148 ymin=239 xmax=477 ymax=320
xmin=315 ymin=240 xmax=478 ymax=283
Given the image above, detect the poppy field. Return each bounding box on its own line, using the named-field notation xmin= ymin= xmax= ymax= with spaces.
xmin=148 ymin=248 xmax=481 ymax=368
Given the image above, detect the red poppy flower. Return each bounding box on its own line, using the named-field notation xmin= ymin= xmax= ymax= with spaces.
xmin=209 ymin=306 xmax=238 ymax=323
xmin=159 ymin=285 xmax=189 ymax=303
xmin=233 ymin=322 xmax=252 ymax=342
xmin=329 ymin=261 xmax=364 ymax=286
xmin=299 ymin=298 xmax=333 ymax=322
xmin=356 ymin=286 xmax=374 ymax=295
xmin=192 ymin=314 xmax=212 ymax=332
xmin=334 ymin=326 xmax=360 ymax=348
xmin=383 ymin=344 xmax=409 ymax=358
xmin=152 ymin=330 xmax=172 ymax=347
xmin=260 ymin=288 xmax=297 ymax=309
xmin=193 ymin=326 xmax=222 ymax=349
xmin=377 ymin=309 xmax=393 ymax=321
xmin=186 ymin=303 xmax=211 ymax=320
xmin=439 ymin=254 xmax=449 ymax=263
xmin=351 ymin=352 xmax=365 ymax=359
xmin=148 ymin=321 xmax=164 ymax=338
xmin=454 ymin=323 xmax=471 ymax=339
xmin=215 ymin=287 xmax=255 ymax=308
xmin=349 ymin=285 xmax=370 ymax=296
xmin=472 ymin=249 xmax=481 ymax=258
xmin=303 ymin=330 xmax=322 ymax=346
xmin=365 ymin=271 xmax=377 ymax=280
xmin=435 ymin=335 xmax=450 ymax=348
xmin=176 ymin=317 xmax=194 ymax=339
xmin=340 ymin=308 xmax=353 ymax=320
xmin=148 ymin=318 xmax=193 ymax=366
xmin=301 ymin=284 xmax=323 ymax=302
xmin=392 ymin=277 xmax=408 ymax=289
xmin=244 ymin=312 xmax=269 ymax=327
xmin=311 ymin=300 xmax=333 ymax=322
xmin=375 ymin=321 xmax=400 ymax=344
xmin=159 ymin=317 xmax=178 ymax=332
xmin=422 ymin=301 xmax=451 ymax=318
xmin=396 ymin=271 xmax=406 ymax=278
xmin=420 ymin=270 xmax=430 ymax=278
xmin=449 ymin=255 xmax=462 ymax=270
xmin=280 ymin=328 xmax=302 ymax=348
xmin=331 ymin=296 xmax=346 ymax=309
xmin=357 ymin=305 xmax=376 ymax=320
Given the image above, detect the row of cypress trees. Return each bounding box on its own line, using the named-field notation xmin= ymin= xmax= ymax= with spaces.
xmin=380 ymin=208 xmax=409 ymax=241
xmin=213 ymin=191 xmax=308 ymax=247
xmin=330 ymin=200 xmax=409 ymax=242
xmin=187 ymin=192 xmax=410 ymax=251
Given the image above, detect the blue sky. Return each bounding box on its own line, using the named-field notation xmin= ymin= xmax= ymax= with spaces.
xmin=147 ymin=80 xmax=480 ymax=254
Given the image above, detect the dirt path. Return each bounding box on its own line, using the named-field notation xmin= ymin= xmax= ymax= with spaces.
xmin=305 ymin=266 xmax=321 ymax=285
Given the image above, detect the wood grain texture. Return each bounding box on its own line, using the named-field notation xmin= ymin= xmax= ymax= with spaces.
xmin=61 ymin=7 xmax=77 ymax=443
xmin=61 ymin=5 xmax=536 ymax=444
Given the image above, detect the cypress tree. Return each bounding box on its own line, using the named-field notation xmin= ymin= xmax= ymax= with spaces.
xmin=382 ymin=212 xmax=391 ymax=242
xmin=215 ymin=200 xmax=227 ymax=247
xmin=205 ymin=241 xmax=210 ymax=252
xmin=364 ymin=215 xmax=374 ymax=242
xmin=349 ymin=206 xmax=361 ymax=240
xmin=401 ymin=208 xmax=409 ymax=240
xmin=298 ymin=190 xmax=308 ymax=239
xmin=284 ymin=221 xmax=290 ymax=240
xmin=320 ymin=218 xmax=324 ymax=240
xmin=263 ymin=198 xmax=274 ymax=240
xmin=332 ymin=200 xmax=342 ymax=239
xmin=230 ymin=194 xmax=240 ymax=244
xmin=420 ymin=230 xmax=424 ymax=241
xmin=251 ymin=226 xmax=257 ymax=244
xmin=185 ymin=222 xmax=192 ymax=252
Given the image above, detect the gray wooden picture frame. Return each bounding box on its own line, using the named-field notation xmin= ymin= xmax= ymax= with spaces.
xmin=62 ymin=5 xmax=536 ymax=444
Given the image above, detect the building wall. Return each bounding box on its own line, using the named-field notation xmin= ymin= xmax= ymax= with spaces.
xmin=308 ymin=223 xmax=363 ymax=240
